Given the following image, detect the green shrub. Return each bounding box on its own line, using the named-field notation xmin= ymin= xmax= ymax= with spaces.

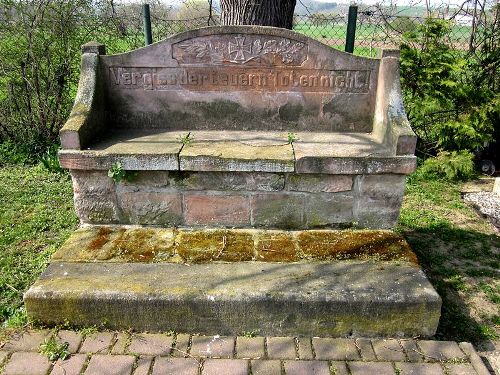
xmin=417 ymin=151 xmax=476 ymax=181
xmin=0 ymin=141 xmax=31 ymax=166
xmin=400 ymin=16 xmax=498 ymax=155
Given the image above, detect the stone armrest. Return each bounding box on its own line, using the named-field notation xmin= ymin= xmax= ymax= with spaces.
xmin=373 ymin=50 xmax=417 ymax=156
xmin=60 ymin=43 xmax=106 ymax=150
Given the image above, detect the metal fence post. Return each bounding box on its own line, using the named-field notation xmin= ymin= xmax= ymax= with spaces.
xmin=143 ymin=3 xmax=153 ymax=46
xmin=345 ymin=4 xmax=358 ymax=53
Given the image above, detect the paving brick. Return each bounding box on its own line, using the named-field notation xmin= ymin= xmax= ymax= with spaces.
xmin=348 ymin=361 xmax=396 ymax=375
xmin=298 ymin=337 xmax=314 ymax=359
xmin=251 ymin=360 xmax=281 ymax=374
xmin=236 ymin=336 xmax=265 ymax=359
xmin=152 ymin=357 xmax=200 ymax=375
xmin=458 ymin=342 xmax=491 ymax=375
xmin=50 ymin=354 xmax=87 ymax=375
xmin=266 ymin=337 xmax=297 ymax=359
xmin=190 ymin=336 xmax=234 ymax=358
xmin=85 ymin=354 xmax=135 ymax=375
xmin=394 ymin=362 xmax=445 ymax=375
xmin=372 ymin=339 xmax=406 ymax=361
xmin=444 ymin=363 xmax=477 ymax=375
xmin=356 ymin=338 xmax=376 ymax=361
xmin=2 ymin=330 xmax=50 ymax=352
xmin=172 ymin=334 xmax=191 ymax=357
xmin=401 ymin=340 xmax=424 ymax=362
xmin=184 ymin=194 xmax=251 ymax=225
xmin=202 ymin=359 xmax=248 ymax=375
xmin=284 ymin=360 xmax=330 ymax=375
xmin=111 ymin=332 xmax=130 ymax=354
xmin=312 ymin=338 xmax=360 ymax=361
xmin=55 ymin=330 xmax=83 ymax=354
xmin=417 ymin=341 xmax=467 ymax=362
xmin=79 ymin=332 xmax=115 ymax=354
xmin=330 ymin=361 xmax=349 ymax=375
xmin=3 ymin=352 xmax=51 ymax=375
xmin=133 ymin=356 xmax=153 ymax=375
xmin=127 ymin=333 xmax=173 ymax=356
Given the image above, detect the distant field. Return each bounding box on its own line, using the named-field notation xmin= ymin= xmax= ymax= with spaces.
xmin=293 ymin=19 xmax=472 ymax=56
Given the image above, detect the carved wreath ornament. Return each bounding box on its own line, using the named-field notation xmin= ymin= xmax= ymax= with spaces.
xmin=175 ymin=36 xmax=306 ymax=65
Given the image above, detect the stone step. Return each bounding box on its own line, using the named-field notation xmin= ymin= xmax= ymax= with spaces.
xmin=25 ymin=260 xmax=441 ymax=337
xmin=51 ymin=226 xmax=418 ymax=264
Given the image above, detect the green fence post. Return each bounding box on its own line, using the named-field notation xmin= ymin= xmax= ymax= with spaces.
xmin=143 ymin=3 xmax=153 ymax=46
xmin=345 ymin=4 xmax=358 ymax=53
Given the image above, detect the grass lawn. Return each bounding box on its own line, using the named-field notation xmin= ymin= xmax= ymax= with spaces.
xmin=0 ymin=165 xmax=78 ymax=334
xmin=397 ymin=174 xmax=499 ymax=348
xmin=0 ymin=164 xmax=498 ymax=348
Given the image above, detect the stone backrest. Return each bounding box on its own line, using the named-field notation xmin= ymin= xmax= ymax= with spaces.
xmin=103 ymin=27 xmax=377 ymax=133
xmin=60 ymin=26 xmax=415 ymax=156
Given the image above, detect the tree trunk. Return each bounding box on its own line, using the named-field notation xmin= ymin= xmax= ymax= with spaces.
xmin=220 ymin=0 xmax=296 ymax=29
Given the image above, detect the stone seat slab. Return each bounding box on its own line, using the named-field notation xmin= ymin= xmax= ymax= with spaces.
xmin=292 ymin=132 xmax=416 ymax=174
xmin=59 ymin=129 xmax=413 ymax=174
xmin=179 ymin=131 xmax=295 ymax=172
xmin=24 ymin=261 xmax=441 ymax=337
xmin=59 ymin=130 xmax=185 ymax=170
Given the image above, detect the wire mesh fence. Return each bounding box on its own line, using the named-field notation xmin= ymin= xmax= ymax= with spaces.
xmin=88 ymin=2 xmax=477 ymax=57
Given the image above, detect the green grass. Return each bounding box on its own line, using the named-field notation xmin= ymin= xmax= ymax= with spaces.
xmin=397 ymin=175 xmax=500 ymax=343
xmin=0 ymin=164 xmax=498 ymax=346
xmin=0 ymin=165 xmax=78 ymax=328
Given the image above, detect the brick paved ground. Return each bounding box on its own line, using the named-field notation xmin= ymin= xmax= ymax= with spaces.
xmin=0 ymin=330 xmax=494 ymax=374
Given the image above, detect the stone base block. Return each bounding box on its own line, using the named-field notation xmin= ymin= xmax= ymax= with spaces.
xmin=25 ymin=261 xmax=441 ymax=337
xmin=70 ymin=170 xmax=406 ymax=229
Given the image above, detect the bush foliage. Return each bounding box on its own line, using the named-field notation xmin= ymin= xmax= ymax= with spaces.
xmin=0 ymin=0 xmax=163 ymax=161
xmin=416 ymin=151 xmax=477 ymax=181
xmin=400 ymin=15 xmax=500 ymax=156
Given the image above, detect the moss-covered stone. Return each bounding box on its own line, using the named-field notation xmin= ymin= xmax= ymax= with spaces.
xmin=52 ymin=227 xmax=176 ymax=263
xmin=52 ymin=227 xmax=418 ymax=264
xmin=24 ymin=261 xmax=441 ymax=336
xmin=296 ymin=230 xmax=418 ymax=263
xmin=176 ymin=229 xmax=254 ymax=263
xmin=255 ymin=231 xmax=298 ymax=262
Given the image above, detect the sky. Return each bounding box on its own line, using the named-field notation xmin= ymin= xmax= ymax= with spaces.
xmin=155 ymin=0 xmax=477 ymax=10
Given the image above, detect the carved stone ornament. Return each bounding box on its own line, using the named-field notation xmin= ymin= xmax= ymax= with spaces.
xmin=173 ymin=35 xmax=308 ymax=66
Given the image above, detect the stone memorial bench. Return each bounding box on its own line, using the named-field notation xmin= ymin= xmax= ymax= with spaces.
xmin=25 ymin=26 xmax=442 ymax=337
xmin=59 ymin=26 xmax=416 ymax=230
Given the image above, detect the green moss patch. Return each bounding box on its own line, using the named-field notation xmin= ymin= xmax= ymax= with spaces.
xmin=176 ymin=229 xmax=254 ymax=263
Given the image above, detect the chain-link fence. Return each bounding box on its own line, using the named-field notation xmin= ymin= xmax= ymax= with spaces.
xmin=102 ymin=2 xmax=477 ymax=57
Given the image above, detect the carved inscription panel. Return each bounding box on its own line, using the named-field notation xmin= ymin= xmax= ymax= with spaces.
xmin=102 ymin=30 xmax=379 ymax=132
xmin=109 ymin=67 xmax=371 ymax=93
xmin=107 ymin=35 xmax=373 ymax=94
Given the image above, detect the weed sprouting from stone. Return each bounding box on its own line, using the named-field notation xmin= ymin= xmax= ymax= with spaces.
xmin=241 ymin=330 xmax=259 ymax=338
xmin=80 ymin=325 xmax=98 ymax=338
xmin=107 ymin=162 xmax=137 ymax=183
xmin=179 ymin=133 xmax=192 ymax=146
xmin=39 ymin=335 xmax=70 ymax=361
